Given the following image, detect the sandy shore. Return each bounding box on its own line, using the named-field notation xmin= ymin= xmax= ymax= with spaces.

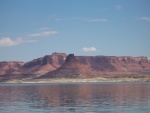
xmin=2 ymin=77 xmax=150 ymax=83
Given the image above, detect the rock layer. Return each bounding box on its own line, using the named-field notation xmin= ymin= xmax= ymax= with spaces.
xmin=0 ymin=62 xmax=24 ymax=75
xmin=0 ymin=53 xmax=150 ymax=80
xmin=13 ymin=52 xmax=67 ymax=75
xmin=42 ymin=54 xmax=150 ymax=78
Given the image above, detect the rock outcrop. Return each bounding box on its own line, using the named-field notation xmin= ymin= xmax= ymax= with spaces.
xmin=1 ymin=53 xmax=150 ymax=80
xmin=0 ymin=62 xmax=24 ymax=75
xmin=42 ymin=54 xmax=150 ymax=78
xmin=13 ymin=52 xmax=67 ymax=75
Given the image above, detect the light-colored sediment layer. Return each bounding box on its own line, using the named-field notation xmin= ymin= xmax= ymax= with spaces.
xmin=2 ymin=77 xmax=150 ymax=83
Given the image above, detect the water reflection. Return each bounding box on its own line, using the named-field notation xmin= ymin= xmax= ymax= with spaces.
xmin=0 ymin=83 xmax=150 ymax=113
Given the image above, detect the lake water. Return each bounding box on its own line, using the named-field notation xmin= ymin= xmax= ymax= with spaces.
xmin=0 ymin=82 xmax=150 ymax=113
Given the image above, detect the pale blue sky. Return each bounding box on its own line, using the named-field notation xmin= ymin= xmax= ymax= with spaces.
xmin=0 ymin=0 xmax=150 ymax=61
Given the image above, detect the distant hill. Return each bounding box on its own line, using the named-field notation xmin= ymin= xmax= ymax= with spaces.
xmin=41 ymin=54 xmax=150 ymax=78
xmin=0 ymin=53 xmax=150 ymax=81
xmin=12 ymin=52 xmax=67 ymax=75
xmin=0 ymin=61 xmax=24 ymax=75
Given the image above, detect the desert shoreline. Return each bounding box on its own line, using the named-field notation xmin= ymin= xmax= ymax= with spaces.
xmin=1 ymin=77 xmax=150 ymax=83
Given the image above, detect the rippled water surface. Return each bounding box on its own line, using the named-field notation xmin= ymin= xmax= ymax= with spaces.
xmin=0 ymin=82 xmax=150 ymax=113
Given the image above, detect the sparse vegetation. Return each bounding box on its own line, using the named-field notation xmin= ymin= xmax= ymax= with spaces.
xmin=2 ymin=76 xmax=150 ymax=83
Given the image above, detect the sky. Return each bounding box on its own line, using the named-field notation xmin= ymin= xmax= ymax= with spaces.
xmin=0 ymin=0 xmax=150 ymax=62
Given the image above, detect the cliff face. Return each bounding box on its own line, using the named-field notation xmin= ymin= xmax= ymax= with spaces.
xmin=1 ymin=53 xmax=150 ymax=80
xmin=0 ymin=62 xmax=25 ymax=75
xmin=43 ymin=54 xmax=150 ymax=78
xmin=13 ymin=53 xmax=67 ymax=75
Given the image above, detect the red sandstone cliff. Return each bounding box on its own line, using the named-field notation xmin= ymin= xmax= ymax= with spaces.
xmin=13 ymin=52 xmax=67 ymax=75
xmin=0 ymin=53 xmax=150 ymax=80
xmin=0 ymin=62 xmax=24 ymax=75
xmin=42 ymin=54 xmax=150 ymax=78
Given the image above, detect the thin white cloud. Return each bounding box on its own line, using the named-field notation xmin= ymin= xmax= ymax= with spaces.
xmin=87 ymin=19 xmax=107 ymax=22
xmin=71 ymin=17 xmax=85 ymax=20
xmin=28 ymin=31 xmax=58 ymax=37
xmin=71 ymin=17 xmax=107 ymax=22
xmin=53 ymin=17 xmax=82 ymax=21
xmin=115 ymin=5 xmax=123 ymax=10
xmin=54 ymin=18 xmax=64 ymax=21
xmin=0 ymin=37 xmax=17 ymax=46
xmin=140 ymin=17 xmax=150 ymax=21
xmin=52 ymin=17 xmax=108 ymax=23
xmin=0 ymin=37 xmax=37 ymax=47
xmin=38 ymin=27 xmax=51 ymax=30
xmin=82 ymin=47 xmax=97 ymax=52
xmin=24 ymin=39 xmax=37 ymax=43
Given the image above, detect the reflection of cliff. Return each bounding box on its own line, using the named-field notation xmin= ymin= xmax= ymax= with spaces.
xmin=27 ymin=84 xmax=150 ymax=110
xmin=0 ymin=84 xmax=149 ymax=111
xmin=43 ymin=54 xmax=150 ymax=78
